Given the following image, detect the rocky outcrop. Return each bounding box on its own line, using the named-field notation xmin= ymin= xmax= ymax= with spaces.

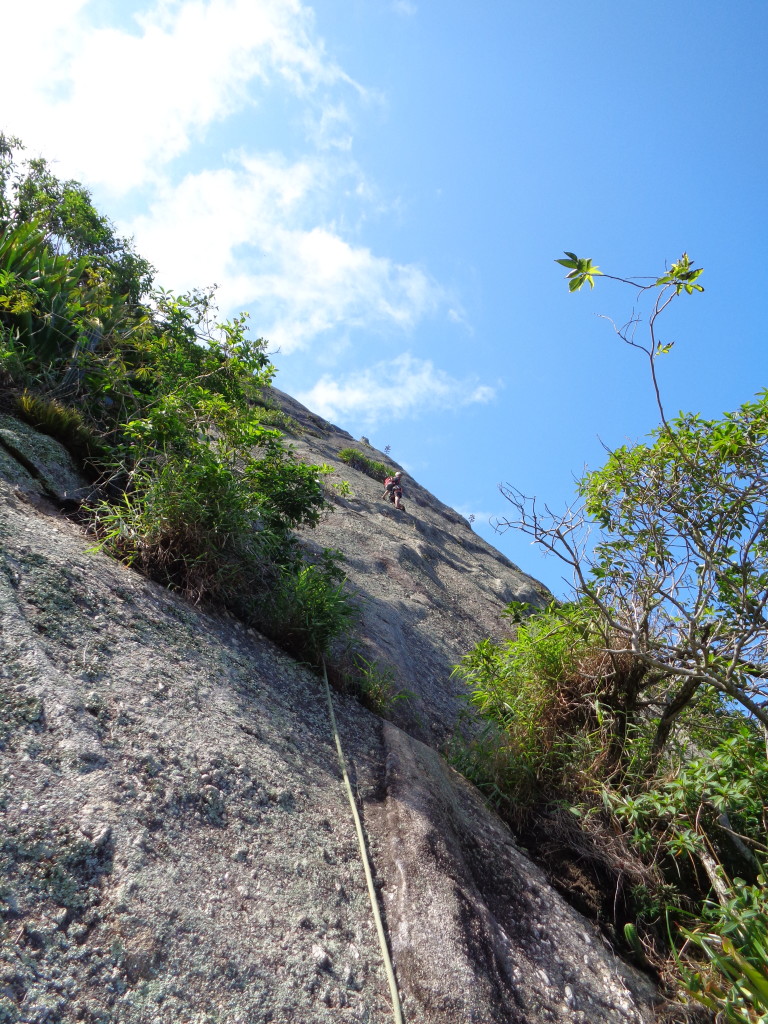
xmin=0 ymin=407 xmax=671 ymax=1023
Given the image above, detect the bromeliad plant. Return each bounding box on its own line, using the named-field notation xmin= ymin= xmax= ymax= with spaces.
xmin=0 ymin=220 xmax=87 ymax=383
xmin=678 ymin=874 xmax=768 ymax=1023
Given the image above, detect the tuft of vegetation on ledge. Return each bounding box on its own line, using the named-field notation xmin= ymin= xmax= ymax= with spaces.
xmin=338 ymin=447 xmax=394 ymax=482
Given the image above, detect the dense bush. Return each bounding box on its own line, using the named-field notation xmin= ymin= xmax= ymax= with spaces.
xmin=0 ymin=136 xmax=353 ymax=664
xmin=454 ymin=598 xmax=768 ymax=988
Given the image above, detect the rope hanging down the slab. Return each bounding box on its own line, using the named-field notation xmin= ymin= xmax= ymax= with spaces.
xmin=321 ymin=658 xmax=404 ymax=1024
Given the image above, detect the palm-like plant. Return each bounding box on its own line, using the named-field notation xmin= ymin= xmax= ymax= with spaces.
xmin=0 ymin=220 xmax=86 ymax=373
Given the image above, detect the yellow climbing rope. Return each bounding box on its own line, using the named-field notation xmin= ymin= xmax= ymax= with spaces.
xmin=321 ymin=658 xmax=405 ymax=1024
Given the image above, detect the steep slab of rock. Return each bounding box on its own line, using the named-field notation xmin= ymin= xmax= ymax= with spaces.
xmin=0 ymin=424 xmax=663 ymax=1024
xmin=268 ymin=388 xmax=550 ymax=744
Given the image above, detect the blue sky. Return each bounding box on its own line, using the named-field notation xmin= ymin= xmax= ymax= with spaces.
xmin=2 ymin=1 xmax=767 ymax=595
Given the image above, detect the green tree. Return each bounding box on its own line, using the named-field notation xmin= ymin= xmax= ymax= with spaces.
xmin=0 ymin=133 xmax=153 ymax=302
xmin=497 ymin=254 xmax=768 ymax=750
xmin=455 ymin=254 xmax=768 ymax=1003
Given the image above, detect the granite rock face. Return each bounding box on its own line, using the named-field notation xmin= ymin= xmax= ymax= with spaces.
xmin=267 ymin=388 xmax=550 ymax=746
xmin=0 ymin=407 xmax=670 ymax=1024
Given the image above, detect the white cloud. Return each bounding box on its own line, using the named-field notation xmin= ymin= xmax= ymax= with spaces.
xmin=1 ymin=1 xmax=466 ymax=362
xmin=468 ymin=384 xmax=496 ymax=403
xmin=392 ymin=0 xmax=417 ymax=16
xmin=297 ymin=353 xmax=497 ymax=425
xmin=306 ymin=102 xmax=355 ymax=151
xmin=256 ymin=229 xmax=442 ymax=352
xmin=126 ymin=151 xmax=446 ymax=352
xmin=1 ymin=0 xmax=358 ymax=192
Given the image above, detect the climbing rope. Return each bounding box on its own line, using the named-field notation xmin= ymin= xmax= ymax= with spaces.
xmin=321 ymin=658 xmax=405 ymax=1024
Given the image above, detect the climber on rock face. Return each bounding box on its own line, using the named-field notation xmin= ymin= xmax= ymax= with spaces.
xmin=383 ymin=471 xmax=405 ymax=510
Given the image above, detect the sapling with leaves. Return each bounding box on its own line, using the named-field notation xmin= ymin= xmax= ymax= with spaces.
xmin=554 ymin=250 xmax=703 ymax=424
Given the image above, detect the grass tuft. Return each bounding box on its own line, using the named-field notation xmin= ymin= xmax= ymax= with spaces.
xmin=15 ymin=391 xmax=105 ymax=467
xmin=326 ymin=650 xmax=413 ymax=716
xmin=338 ymin=447 xmax=395 ymax=482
